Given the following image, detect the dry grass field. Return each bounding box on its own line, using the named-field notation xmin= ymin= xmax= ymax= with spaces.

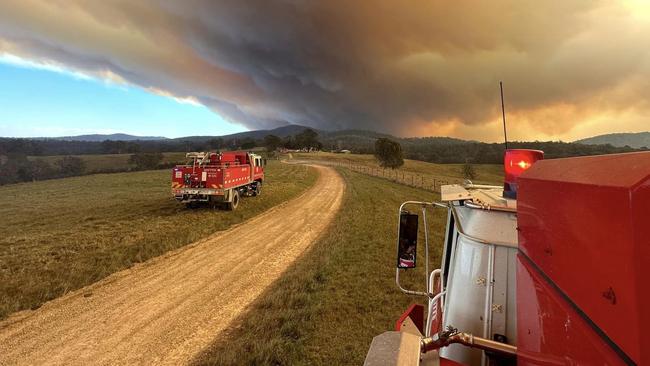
xmin=0 ymin=160 xmax=316 ymax=320
xmin=194 ymin=167 xmax=449 ymax=365
xmin=291 ymin=151 xmax=503 ymax=185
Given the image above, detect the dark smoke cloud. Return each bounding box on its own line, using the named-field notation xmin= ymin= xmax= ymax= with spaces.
xmin=0 ymin=0 xmax=649 ymax=141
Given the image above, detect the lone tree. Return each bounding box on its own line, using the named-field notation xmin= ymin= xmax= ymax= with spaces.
xmin=462 ymin=161 xmax=476 ymax=180
xmin=374 ymin=138 xmax=404 ymax=169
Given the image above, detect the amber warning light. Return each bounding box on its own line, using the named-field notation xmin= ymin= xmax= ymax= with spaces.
xmin=503 ymin=149 xmax=544 ymax=199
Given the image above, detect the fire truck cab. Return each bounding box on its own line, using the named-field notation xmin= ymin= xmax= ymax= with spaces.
xmin=365 ymin=150 xmax=650 ymax=366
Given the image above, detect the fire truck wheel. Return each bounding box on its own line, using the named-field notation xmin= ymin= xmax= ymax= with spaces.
xmin=227 ymin=190 xmax=240 ymax=210
xmin=253 ymin=182 xmax=261 ymax=196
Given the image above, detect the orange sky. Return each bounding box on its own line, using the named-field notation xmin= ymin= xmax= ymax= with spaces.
xmin=0 ymin=0 xmax=649 ymax=141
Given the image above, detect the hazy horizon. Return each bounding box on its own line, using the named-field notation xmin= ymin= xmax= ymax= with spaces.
xmin=2 ymin=123 xmax=649 ymax=143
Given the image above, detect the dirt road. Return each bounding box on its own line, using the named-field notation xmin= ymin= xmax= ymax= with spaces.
xmin=0 ymin=165 xmax=344 ymax=365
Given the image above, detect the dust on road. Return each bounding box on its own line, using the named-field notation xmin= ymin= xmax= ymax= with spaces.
xmin=0 ymin=165 xmax=344 ymax=365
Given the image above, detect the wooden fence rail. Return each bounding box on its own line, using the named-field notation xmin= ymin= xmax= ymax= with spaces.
xmin=299 ymin=159 xmax=463 ymax=193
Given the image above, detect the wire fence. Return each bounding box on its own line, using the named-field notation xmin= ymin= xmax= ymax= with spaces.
xmin=295 ymin=159 xmax=464 ymax=193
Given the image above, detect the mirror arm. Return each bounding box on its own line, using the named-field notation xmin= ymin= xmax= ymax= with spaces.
xmin=395 ymin=267 xmax=428 ymax=297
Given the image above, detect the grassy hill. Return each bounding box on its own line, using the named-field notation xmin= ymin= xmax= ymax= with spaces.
xmin=576 ymin=132 xmax=650 ymax=149
xmin=0 ymin=161 xmax=316 ymax=320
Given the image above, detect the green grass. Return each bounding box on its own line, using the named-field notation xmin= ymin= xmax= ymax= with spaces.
xmin=193 ymin=168 xmax=448 ymax=365
xmin=0 ymin=160 xmax=317 ymax=320
xmin=28 ymin=152 xmax=188 ymax=173
xmin=291 ymin=151 xmax=503 ymax=185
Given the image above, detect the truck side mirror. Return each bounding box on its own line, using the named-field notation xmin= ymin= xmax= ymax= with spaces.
xmin=397 ymin=211 xmax=418 ymax=268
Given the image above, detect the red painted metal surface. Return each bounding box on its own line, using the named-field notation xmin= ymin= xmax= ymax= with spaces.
xmin=517 ymin=152 xmax=650 ymax=364
xmin=395 ymin=303 xmax=424 ymax=335
xmin=440 ymin=357 xmax=465 ymax=366
xmin=517 ymin=254 xmax=627 ymax=365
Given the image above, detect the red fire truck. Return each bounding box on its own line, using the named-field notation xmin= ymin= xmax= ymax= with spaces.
xmin=171 ymin=151 xmax=265 ymax=210
xmin=365 ymin=149 xmax=650 ymax=365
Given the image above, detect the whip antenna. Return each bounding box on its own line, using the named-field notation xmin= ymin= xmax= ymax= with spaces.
xmin=500 ymin=81 xmax=508 ymax=150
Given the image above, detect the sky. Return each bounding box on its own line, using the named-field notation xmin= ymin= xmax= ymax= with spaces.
xmin=0 ymin=0 xmax=649 ymax=141
xmin=0 ymin=57 xmax=244 ymax=138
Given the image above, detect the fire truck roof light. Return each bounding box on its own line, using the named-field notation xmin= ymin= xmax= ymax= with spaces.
xmin=516 ymin=160 xmax=531 ymax=169
xmin=503 ymin=149 xmax=544 ymax=199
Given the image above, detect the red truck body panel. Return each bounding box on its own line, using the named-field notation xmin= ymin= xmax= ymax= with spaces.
xmin=517 ymin=253 xmax=628 ymax=365
xmin=516 ymin=152 xmax=650 ymax=365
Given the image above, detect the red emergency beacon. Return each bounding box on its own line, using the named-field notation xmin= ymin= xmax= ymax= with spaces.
xmin=503 ymin=149 xmax=543 ymax=198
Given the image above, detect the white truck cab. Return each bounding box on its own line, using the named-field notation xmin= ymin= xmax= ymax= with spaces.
xmin=366 ymin=149 xmax=544 ymax=366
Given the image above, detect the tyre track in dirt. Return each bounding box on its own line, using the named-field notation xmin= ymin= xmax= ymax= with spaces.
xmin=0 ymin=165 xmax=344 ymax=365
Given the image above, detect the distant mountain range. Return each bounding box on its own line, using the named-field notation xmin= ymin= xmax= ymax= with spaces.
xmin=37 ymin=125 xmax=312 ymax=143
xmin=4 ymin=124 xmax=644 ymax=164
xmin=32 ymin=126 xmax=650 ymax=150
xmin=175 ymin=124 xmax=313 ymax=142
xmin=44 ymin=125 xmax=469 ymax=146
xmin=575 ymin=132 xmax=650 ymax=149
xmin=49 ymin=133 xmax=168 ymax=142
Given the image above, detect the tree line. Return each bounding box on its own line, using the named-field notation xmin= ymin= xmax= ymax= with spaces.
xmin=401 ymin=140 xmax=642 ymax=164
xmin=0 ymin=128 xmax=323 ymax=156
xmin=0 ymin=152 xmax=170 ymax=186
xmin=2 ymin=130 xmax=641 ymax=164
xmin=319 ymin=135 xmax=644 ymax=164
xmin=2 ymin=127 xmax=646 ymax=185
xmin=0 ymin=155 xmax=88 ymax=185
xmin=0 ymin=129 xmax=323 ymax=185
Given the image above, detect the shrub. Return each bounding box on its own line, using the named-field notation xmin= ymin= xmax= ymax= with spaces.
xmin=129 ymin=152 xmax=164 ymax=170
xmin=57 ymin=156 xmax=86 ymax=177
